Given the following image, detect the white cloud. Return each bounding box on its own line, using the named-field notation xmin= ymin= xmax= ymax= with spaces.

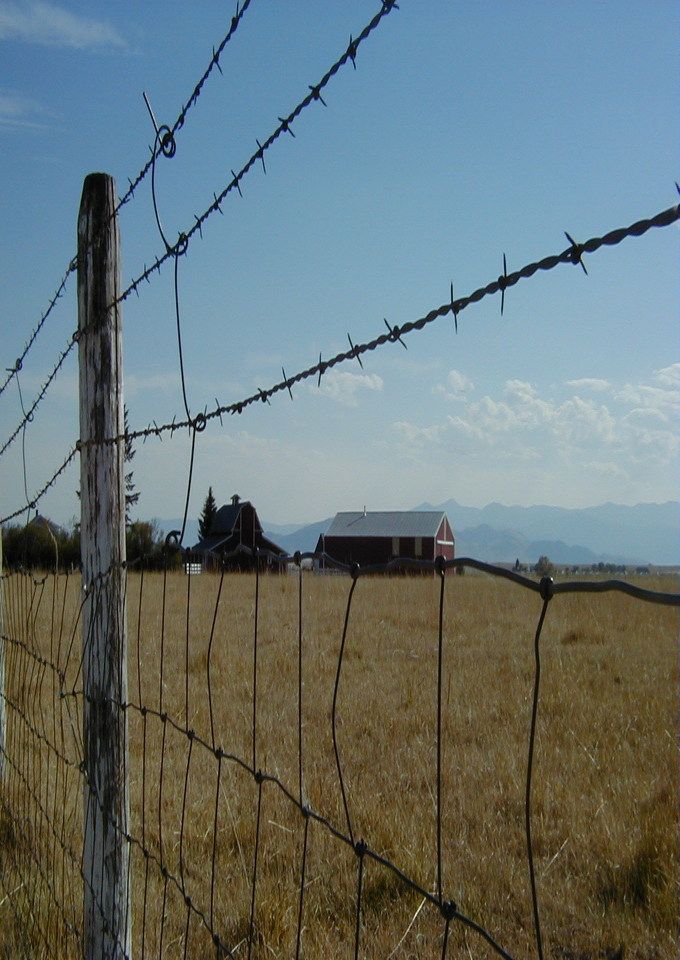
xmin=0 ymin=2 xmax=125 ymax=49
xmin=393 ymin=420 xmax=442 ymax=443
xmin=587 ymin=460 xmax=629 ymax=480
xmin=503 ymin=379 xmax=554 ymax=426
xmin=0 ymin=89 xmax=51 ymax=128
xmin=565 ymin=378 xmax=611 ymax=392
xmin=446 ymin=414 xmax=486 ymax=441
xmin=553 ymin=396 xmax=616 ymax=444
xmin=125 ymin=372 xmax=182 ymax=397
xmin=447 ymin=368 xmax=474 ymax=393
xmin=316 ymin=370 xmax=383 ymax=408
xmin=615 ymin=382 xmax=680 ymax=419
xmin=433 ymin=367 xmax=474 ymax=402
xmin=622 ymin=407 xmax=668 ymax=425
xmin=654 ymin=363 xmax=680 ymax=388
xmin=0 ymin=91 xmax=37 ymax=116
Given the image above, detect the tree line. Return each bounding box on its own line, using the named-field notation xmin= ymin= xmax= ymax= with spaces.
xmin=0 ymin=518 xmax=176 ymax=572
xmin=1 ymin=408 xmax=178 ymax=571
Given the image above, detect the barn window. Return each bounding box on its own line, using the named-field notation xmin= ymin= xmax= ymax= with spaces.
xmin=392 ymin=537 xmax=399 ymax=556
xmin=414 ymin=537 xmax=422 ymax=558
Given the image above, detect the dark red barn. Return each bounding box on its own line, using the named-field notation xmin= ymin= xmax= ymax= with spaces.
xmin=315 ymin=510 xmax=454 ymax=567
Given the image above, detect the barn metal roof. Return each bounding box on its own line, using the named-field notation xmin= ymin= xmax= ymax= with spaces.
xmin=324 ymin=511 xmax=449 ymax=539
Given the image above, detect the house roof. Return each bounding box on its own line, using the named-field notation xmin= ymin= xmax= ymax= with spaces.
xmin=323 ymin=511 xmax=450 ymax=539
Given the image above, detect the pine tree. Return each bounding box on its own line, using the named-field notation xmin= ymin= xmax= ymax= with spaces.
xmin=199 ymin=487 xmax=217 ymax=539
xmin=124 ymin=404 xmax=140 ymax=526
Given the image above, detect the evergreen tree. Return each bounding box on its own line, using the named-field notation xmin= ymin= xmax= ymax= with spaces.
xmin=199 ymin=487 xmax=217 ymax=539
xmin=124 ymin=404 xmax=140 ymax=525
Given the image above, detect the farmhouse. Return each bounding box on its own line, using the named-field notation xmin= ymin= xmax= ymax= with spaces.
xmin=316 ymin=510 xmax=455 ymax=567
xmin=191 ymin=495 xmax=285 ymax=570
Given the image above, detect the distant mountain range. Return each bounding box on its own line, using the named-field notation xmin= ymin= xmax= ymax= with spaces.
xmin=415 ymin=499 xmax=679 ymax=565
xmin=156 ymin=500 xmax=680 ymax=565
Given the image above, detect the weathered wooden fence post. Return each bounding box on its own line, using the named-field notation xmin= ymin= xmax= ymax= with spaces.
xmin=78 ymin=173 xmax=131 ymax=960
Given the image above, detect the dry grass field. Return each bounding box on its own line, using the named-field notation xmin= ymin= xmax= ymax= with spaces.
xmin=1 ymin=568 xmax=678 ymax=959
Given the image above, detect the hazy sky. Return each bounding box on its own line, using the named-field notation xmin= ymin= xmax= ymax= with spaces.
xmin=1 ymin=1 xmax=678 ymax=528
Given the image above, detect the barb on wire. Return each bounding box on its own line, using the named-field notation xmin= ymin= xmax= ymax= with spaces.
xmin=347 ymin=333 xmax=364 ymax=368
xmin=499 ymin=253 xmax=508 ymax=316
xmin=564 ymin=231 xmax=588 ymax=275
xmin=449 ymin=282 xmax=458 ymax=333
xmin=282 ymin=367 xmax=294 ymax=400
xmin=384 ymin=317 xmax=408 ymax=349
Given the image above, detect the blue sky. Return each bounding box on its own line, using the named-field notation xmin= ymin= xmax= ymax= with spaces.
xmin=0 ymin=1 xmax=678 ymax=528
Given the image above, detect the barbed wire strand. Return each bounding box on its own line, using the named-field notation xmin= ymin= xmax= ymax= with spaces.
xmin=3 ymin=198 xmax=677 ymax=527
xmin=95 ymin=201 xmax=680 ymax=448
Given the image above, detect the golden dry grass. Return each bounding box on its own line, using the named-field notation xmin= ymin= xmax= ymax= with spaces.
xmin=1 ymin=569 xmax=678 ymax=959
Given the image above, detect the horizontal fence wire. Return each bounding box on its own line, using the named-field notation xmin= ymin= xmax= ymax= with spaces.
xmin=2 ymin=553 xmax=677 ymax=958
xmin=2 ymin=197 xmax=678 ymax=526
xmin=0 ymin=0 xmax=397 ymax=466
xmin=0 ymin=0 xmax=256 ymax=405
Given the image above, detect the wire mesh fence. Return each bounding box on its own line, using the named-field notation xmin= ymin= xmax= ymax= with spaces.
xmin=1 ymin=552 xmax=678 ymax=958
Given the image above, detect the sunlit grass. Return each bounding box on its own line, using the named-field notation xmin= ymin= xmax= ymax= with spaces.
xmin=1 ymin=570 xmax=677 ymax=958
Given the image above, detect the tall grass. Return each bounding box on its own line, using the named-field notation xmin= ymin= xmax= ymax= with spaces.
xmin=1 ymin=570 xmax=677 ymax=958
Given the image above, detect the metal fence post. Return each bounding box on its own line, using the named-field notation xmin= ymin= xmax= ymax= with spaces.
xmin=78 ymin=172 xmax=131 ymax=960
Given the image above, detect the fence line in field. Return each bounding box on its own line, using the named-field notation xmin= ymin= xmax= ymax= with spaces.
xmin=1 ymin=551 xmax=678 ymax=959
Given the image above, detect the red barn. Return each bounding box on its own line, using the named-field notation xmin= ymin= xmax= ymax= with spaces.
xmin=315 ymin=510 xmax=454 ymax=567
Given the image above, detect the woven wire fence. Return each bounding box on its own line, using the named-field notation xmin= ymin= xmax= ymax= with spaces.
xmin=1 ymin=550 xmax=678 ymax=959
xmin=0 ymin=3 xmax=678 ymax=956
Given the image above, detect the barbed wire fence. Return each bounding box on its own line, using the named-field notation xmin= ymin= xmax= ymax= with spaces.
xmin=1 ymin=1 xmax=679 ymax=957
